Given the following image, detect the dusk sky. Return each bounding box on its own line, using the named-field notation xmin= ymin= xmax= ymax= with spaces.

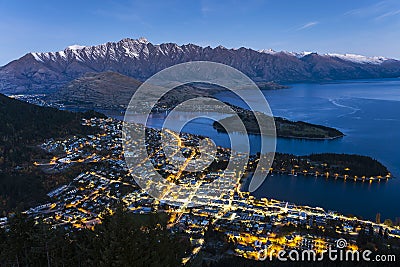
xmin=1 ymin=0 xmax=400 ymax=66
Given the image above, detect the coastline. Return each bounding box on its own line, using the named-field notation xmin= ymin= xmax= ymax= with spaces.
xmin=270 ymin=133 xmax=345 ymax=140
xmin=222 ymin=129 xmax=346 ymax=140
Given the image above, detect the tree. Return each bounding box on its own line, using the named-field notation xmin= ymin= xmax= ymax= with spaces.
xmin=384 ymin=219 xmax=393 ymax=227
xmin=376 ymin=213 xmax=381 ymax=224
xmin=1 ymin=212 xmax=35 ymax=266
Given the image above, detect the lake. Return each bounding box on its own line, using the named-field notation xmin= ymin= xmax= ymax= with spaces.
xmin=124 ymin=78 xmax=400 ymax=221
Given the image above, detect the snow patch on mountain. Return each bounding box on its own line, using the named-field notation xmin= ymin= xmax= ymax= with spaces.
xmin=31 ymin=53 xmax=44 ymax=62
xmin=326 ymin=53 xmax=388 ymax=64
xmin=258 ymin=49 xmax=277 ymax=54
xmin=67 ymin=45 xmax=85 ymax=50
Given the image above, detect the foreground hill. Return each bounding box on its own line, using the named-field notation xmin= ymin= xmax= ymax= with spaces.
xmin=1 ymin=37 xmax=400 ymax=94
xmin=0 ymin=94 xmax=103 ymax=213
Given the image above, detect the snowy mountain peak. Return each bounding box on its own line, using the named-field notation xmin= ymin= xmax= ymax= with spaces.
xmin=29 ymin=37 xmax=155 ymax=63
xmin=292 ymin=51 xmax=314 ymax=58
xmin=326 ymin=53 xmax=388 ymax=64
xmin=258 ymin=48 xmax=276 ymax=54
xmin=67 ymin=44 xmax=85 ymax=50
xmin=27 ymin=38 xmax=394 ymax=67
xmin=16 ymin=37 xmax=399 ymax=95
xmin=137 ymin=37 xmax=149 ymax=44
xmin=119 ymin=37 xmax=149 ymax=44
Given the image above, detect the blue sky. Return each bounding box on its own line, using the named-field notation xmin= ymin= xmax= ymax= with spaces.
xmin=1 ymin=0 xmax=400 ymax=65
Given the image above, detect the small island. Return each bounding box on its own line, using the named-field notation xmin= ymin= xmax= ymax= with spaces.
xmin=269 ymin=152 xmax=391 ymax=181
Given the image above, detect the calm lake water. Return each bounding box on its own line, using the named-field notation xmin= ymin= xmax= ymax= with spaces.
xmin=123 ymin=78 xmax=400 ymax=221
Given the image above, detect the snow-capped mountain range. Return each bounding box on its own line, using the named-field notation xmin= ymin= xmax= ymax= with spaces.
xmin=1 ymin=37 xmax=399 ymax=94
xmin=258 ymin=49 xmax=388 ymax=64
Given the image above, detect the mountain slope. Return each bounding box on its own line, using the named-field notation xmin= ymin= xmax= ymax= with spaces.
xmin=1 ymin=37 xmax=400 ymax=94
xmin=49 ymin=71 xmax=142 ymax=110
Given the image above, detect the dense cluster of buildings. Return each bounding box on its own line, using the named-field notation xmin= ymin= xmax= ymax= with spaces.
xmin=4 ymin=117 xmax=399 ymax=263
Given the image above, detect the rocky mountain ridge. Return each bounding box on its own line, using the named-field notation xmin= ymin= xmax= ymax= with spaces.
xmin=1 ymin=37 xmax=400 ymax=94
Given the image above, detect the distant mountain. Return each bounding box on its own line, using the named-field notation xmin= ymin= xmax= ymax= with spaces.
xmin=1 ymin=37 xmax=400 ymax=94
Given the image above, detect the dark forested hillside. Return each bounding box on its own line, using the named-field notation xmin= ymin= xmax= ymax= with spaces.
xmin=0 ymin=94 xmax=102 ymax=146
xmin=0 ymin=94 xmax=104 ymax=214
